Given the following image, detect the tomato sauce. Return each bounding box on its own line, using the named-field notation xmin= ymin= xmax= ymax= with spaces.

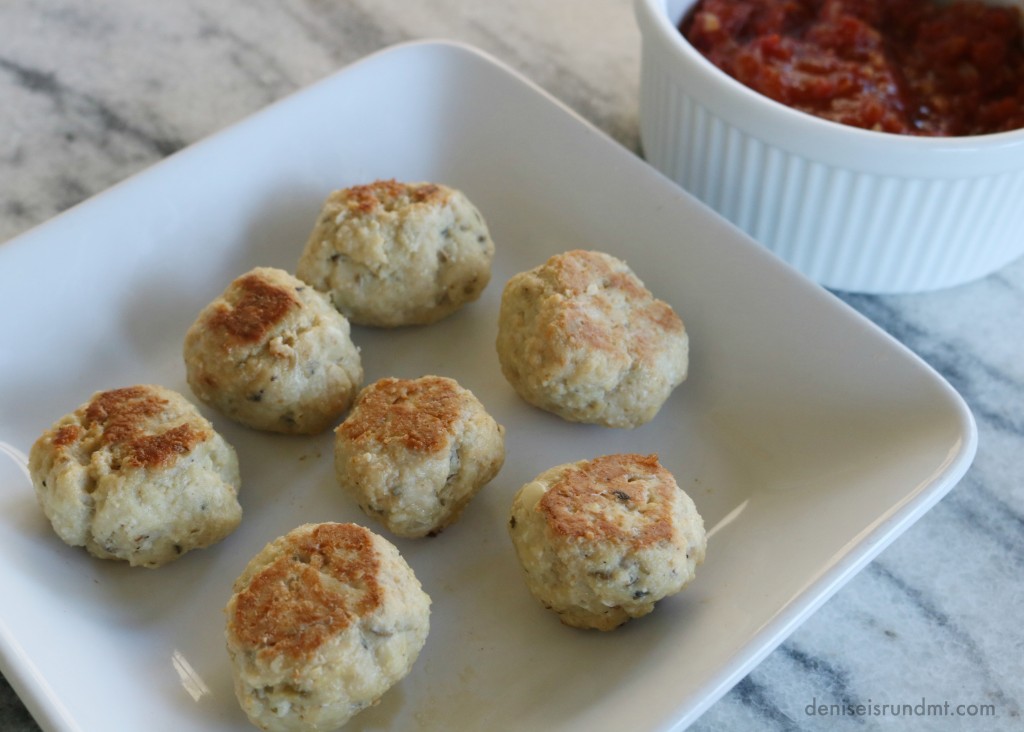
xmin=681 ymin=0 xmax=1024 ymax=136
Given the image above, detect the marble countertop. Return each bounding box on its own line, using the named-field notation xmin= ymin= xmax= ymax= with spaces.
xmin=1 ymin=1 xmax=1021 ymax=730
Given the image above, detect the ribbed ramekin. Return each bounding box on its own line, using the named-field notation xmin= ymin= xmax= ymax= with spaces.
xmin=635 ymin=0 xmax=1024 ymax=293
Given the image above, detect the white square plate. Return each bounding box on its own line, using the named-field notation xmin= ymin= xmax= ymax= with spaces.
xmin=0 ymin=41 xmax=976 ymax=732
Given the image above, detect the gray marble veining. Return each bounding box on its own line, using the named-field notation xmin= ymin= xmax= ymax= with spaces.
xmin=1 ymin=1 xmax=1022 ymax=730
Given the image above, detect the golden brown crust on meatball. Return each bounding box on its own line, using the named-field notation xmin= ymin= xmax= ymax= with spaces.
xmin=76 ymin=385 xmax=211 ymax=469
xmin=205 ymin=271 xmax=301 ymax=345
xmin=230 ymin=523 xmax=382 ymax=660
xmin=539 ymin=453 xmax=674 ymax=548
xmin=343 ymin=179 xmax=450 ymax=215
xmin=337 ymin=376 xmax=462 ymax=454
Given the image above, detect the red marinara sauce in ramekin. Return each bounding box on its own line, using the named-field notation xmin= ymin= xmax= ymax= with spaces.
xmin=681 ymin=0 xmax=1024 ymax=136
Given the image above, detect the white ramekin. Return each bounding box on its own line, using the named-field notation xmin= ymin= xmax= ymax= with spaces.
xmin=635 ymin=0 xmax=1024 ymax=293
